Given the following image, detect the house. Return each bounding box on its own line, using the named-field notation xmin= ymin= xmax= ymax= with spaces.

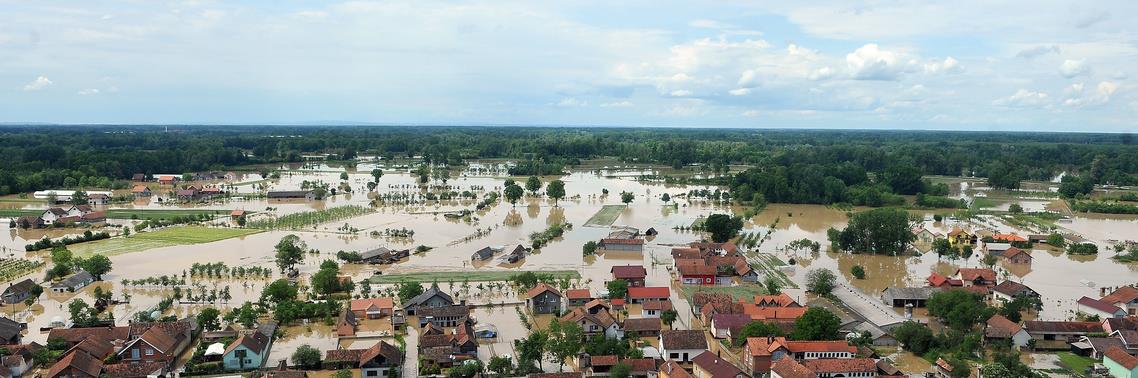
xmin=690 ymin=241 xmax=740 ymax=256
xmin=643 ymin=300 xmax=673 ymax=318
xmin=1105 ymin=346 xmax=1138 ymax=378
xmin=1001 ymin=247 xmax=1032 ymax=264
xmin=769 ymin=358 xmax=813 ymax=378
xmin=176 ymin=186 xmax=200 ymax=201
xmin=1103 ymin=287 xmax=1138 ymax=316
xmin=599 ymin=238 xmax=644 ymax=252
xmin=359 ymin=247 xmax=411 ymax=264
xmin=230 ymin=209 xmax=246 ymax=218
xmin=131 ymin=185 xmax=152 ymax=197
xmin=753 ymin=294 xmax=801 ymax=308
xmin=947 ymin=228 xmax=976 ymax=246
xmin=526 ymin=283 xmax=565 ymax=315
xmin=0 ymin=317 xmax=24 ymax=345
xmin=40 ymin=207 xmax=69 ymax=225
xmin=102 ymin=361 xmax=169 ymax=378
xmin=912 ymin=228 xmax=936 ymax=244
xmin=561 ymin=307 xmax=622 ymax=339
xmin=881 ymin=287 xmax=939 ymax=308
xmin=692 ymin=351 xmax=750 ymax=378
xmin=624 ymin=318 xmax=663 ymax=337
xmin=800 ymin=359 xmax=877 ymax=378
xmin=565 ymin=289 xmax=593 ymax=307
xmin=993 ymin=281 xmax=1039 ymax=303
xmin=743 ymin=336 xmax=858 ymax=376
xmin=710 ymin=313 xmax=752 ymax=339
xmin=46 ymin=349 xmax=103 ymax=378
xmin=351 ymin=298 xmax=395 ymax=319
xmin=984 ymin=242 xmax=1013 ymax=256
xmin=736 ymin=260 xmax=760 ymax=283
xmin=992 ymin=233 xmax=1028 ymax=243
xmin=661 ymin=360 xmax=695 ymax=378
xmin=417 ymin=305 xmax=470 ymax=328
xmin=1079 ymin=296 xmax=1128 ymax=319
xmin=200 ymin=186 xmax=223 ymax=198
xmin=119 ymin=318 xmax=196 ymax=369
xmin=267 ymin=190 xmax=316 ymax=200
xmin=131 ymin=173 xmax=147 ymax=182
xmin=87 ymin=194 xmax=109 ymax=205
xmin=741 ymin=304 xmax=807 ymax=323
xmin=51 ymin=271 xmax=95 ymax=293
xmin=223 ymin=331 xmax=271 ymax=371
xmin=926 ymin=273 xmax=963 ymax=289
xmin=608 ymin=226 xmax=640 ymax=239
xmin=1023 ymin=320 xmax=1104 ymax=349
xmin=1 ymin=343 xmax=39 ymax=377
xmin=672 ymin=247 xmax=705 ymax=260
xmin=15 ymin=216 xmax=44 ymax=229
xmin=2 ymin=280 xmax=38 ymax=304
xmin=851 ymin=321 xmax=897 ymax=346
xmin=402 ymin=282 xmax=454 ymax=315
xmin=660 ymin=330 xmax=707 ymax=363
xmin=985 ymin=315 xmax=1030 ymax=348
xmin=953 ymin=268 xmax=996 ymax=288
xmin=47 ymin=326 xmax=130 ymax=348
xmin=1074 ymin=335 xmax=1126 ymax=359
xmin=611 ymin=265 xmax=648 ymax=287
xmin=324 ymin=341 xmax=403 ymax=377
xmin=157 ymin=175 xmax=178 ymax=185
xmin=645 ymin=227 xmax=658 ymax=236
xmin=336 ymin=309 xmax=358 ymax=337
xmin=471 ymin=246 xmax=494 ymax=261
xmin=677 ymin=261 xmax=717 ymax=286
xmin=628 ymin=287 xmax=670 ymax=304
xmin=1103 ymin=317 xmax=1138 ymax=334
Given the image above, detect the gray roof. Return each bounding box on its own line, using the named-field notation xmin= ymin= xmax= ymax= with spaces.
xmin=471 ymin=247 xmax=494 ymax=260
xmin=52 ymin=271 xmax=94 ymax=289
xmin=403 ymin=284 xmax=454 ymax=309
xmin=3 ymin=279 xmax=38 ymax=297
xmin=360 ymin=247 xmax=393 ymax=260
xmin=0 ymin=317 xmax=23 ymax=340
xmin=882 ymin=287 xmax=939 ymax=300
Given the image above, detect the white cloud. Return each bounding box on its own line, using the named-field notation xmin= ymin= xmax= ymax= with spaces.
xmin=669 ymin=89 xmax=693 ymax=97
xmin=599 ymin=101 xmax=632 ymax=107
xmin=556 ymin=97 xmax=587 ymax=107
xmin=742 ymin=110 xmax=761 ymax=117
xmin=1064 ymin=81 xmax=1119 ymax=107
xmin=22 ymin=76 xmax=53 ymax=91
xmin=809 ymin=67 xmax=834 ymax=80
xmin=729 ymin=88 xmax=752 ymax=96
xmin=1016 ymin=45 xmax=1060 ymax=58
xmin=1075 ymin=10 xmax=1110 ymax=28
xmin=77 ymin=88 xmax=100 ymax=95
xmin=737 ymin=70 xmax=758 ymax=87
xmin=923 ymin=56 xmax=962 ymax=74
xmin=993 ymin=89 xmax=1050 ymax=107
xmin=1060 ymin=59 xmax=1089 ymax=78
xmin=846 ymin=44 xmax=911 ymax=80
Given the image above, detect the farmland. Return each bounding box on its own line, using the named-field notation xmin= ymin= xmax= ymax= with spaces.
xmin=68 ymin=226 xmax=262 ymax=256
xmin=583 ymin=204 xmax=625 ymax=227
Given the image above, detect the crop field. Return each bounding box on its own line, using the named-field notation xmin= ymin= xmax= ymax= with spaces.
xmin=750 ymin=252 xmax=798 ymax=289
xmin=370 ymin=270 xmax=580 ymax=284
xmin=583 ymin=205 xmax=626 ymax=227
xmin=69 ymin=226 xmax=262 ymax=256
xmin=245 ymin=205 xmax=373 ymax=230
xmin=680 ymin=284 xmax=768 ymax=302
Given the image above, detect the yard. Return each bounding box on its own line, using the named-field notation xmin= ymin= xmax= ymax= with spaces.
xmin=680 ymin=283 xmax=768 ymax=301
xmin=370 ymin=270 xmax=580 ymax=284
xmin=583 ymin=205 xmax=626 ymax=227
xmin=69 ymin=226 xmax=262 ymax=256
xmin=1056 ymin=352 xmax=1095 ymax=377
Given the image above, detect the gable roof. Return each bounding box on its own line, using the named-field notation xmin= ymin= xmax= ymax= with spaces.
xmin=351 ymin=298 xmax=394 ymax=312
xmin=691 ymin=351 xmax=746 ymax=378
xmin=3 ymin=279 xmax=38 ymax=296
xmin=660 ymin=360 xmax=694 ymax=378
xmin=985 ymin=315 xmax=1024 ymax=339
xmin=52 ymin=271 xmax=94 ymax=289
xmin=993 ymin=281 xmax=1034 ymax=297
xmin=131 ymin=185 xmax=150 ymax=193
xmin=660 ymin=329 xmax=706 ymax=350
xmin=1023 ymin=320 xmax=1103 ymax=334
xmin=1103 ymin=286 xmax=1138 ymax=305
xmin=801 ymin=358 xmax=877 ymax=373
xmin=1001 ymin=247 xmax=1031 ymax=259
xmin=0 ymin=317 xmax=22 ymax=340
xmin=628 ymin=286 xmax=670 ymax=299
xmin=561 ymin=307 xmax=617 ymax=329
xmin=527 ymin=283 xmax=563 ymax=299
xmin=102 ymin=361 xmax=166 ymax=378
xmin=72 ymin=336 xmax=115 ymax=359
xmin=611 ymin=265 xmax=647 ymax=279
xmin=48 ymin=326 xmax=130 ymax=345
xmin=565 ymin=289 xmax=592 ymax=300
xmin=770 ymin=358 xmax=814 ymax=378
xmin=404 ymin=283 xmax=454 ymax=308
xmin=360 ymin=341 xmax=402 ymax=366
xmin=1106 ymin=346 xmax=1138 ymax=369
xmin=47 ymin=350 xmax=103 ymax=378
xmin=955 ymin=268 xmax=996 ymax=282
xmin=992 ymin=233 xmax=1027 ymax=242
xmin=643 ymin=300 xmax=672 ymax=311
xmin=1079 ymin=296 xmax=1125 ymax=315
xmin=600 ymin=238 xmax=643 ymax=245
xmin=677 ymin=263 xmax=717 ymax=276
xmin=225 ymin=331 xmax=270 ymax=356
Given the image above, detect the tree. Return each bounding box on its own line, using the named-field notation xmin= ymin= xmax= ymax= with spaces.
xmin=806 ymin=268 xmax=836 ymax=296
xmin=1008 ymin=203 xmax=1024 ymax=214
xmin=71 ymin=190 xmax=89 ymax=205
xmin=525 ymin=176 xmax=542 ymax=195
xmin=606 ymin=279 xmax=628 ymax=299
xmin=850 ymin=265 xmax=866 ymax=279
xmin=734 ymin=320 xmax=784 ymax=346
xmin=661 ymin=309 xmax=678 ymax=326
xmin=830 ymin=208 xmax=914 ymax=255
xmin=791 ymin=307 xmax=841 ymax=340
xmin=928 ymin=290 xmax=996 ymax=332
xmin=397 ymin=281 xmax=424 ymax=303
xmin=961 ymin=245 xmax=974 ymax=259
xmin=262 ymin=279 xmax=299 ymax=303
xmin=764 ymin=277 xmax=781 ymax=295
xmin=582 ymin=241 xmax=598 ymax=256
xmin=547 ymin=180 xmax=566 ymax=206
xmin=311 ymin=266 xmax=344 ymax=297
xmin=291 ymin=344 xmax=322 ymax=369
xmin=893 ymin=321 xmax=936 ymax=355
xmin=933 ymin=238 xmax=951 ymax=260
xmin=883 ymin=163 xmax=925 ymax=195
xmin=371 ymin=168 xmax=383 ymax=183
xmin=546 ymin=320 xmax=583 ymax=371
xmin=488 ymin=355 xmax=513 ymax=377
xmin=332 ymin=369 xmax=352 ymax=378
xmin=197 ymin=307 xmax=222 ymax=331
xmin=981 ymin=253 xmax=998 ymax=268
xmin=704 ymin=213 xmax=743 ymax=242
xmin=1046 ymin=233 xmax=1066 ymax=247
xmin=274 ymin=235 xmax=306 ymax=272
xmin=515 ymin=330 xmax=548 ymax=370
xmin=68 ymin=299 xmax=97 ymax=327
xmin=610 ymin=363 xmax=633 ymax=378
xmin=504 ymin=184 xmax=524 ymax=207
xmin=233 ymin=301 xmax=259 ymax=328
xmin=77 ymin=255 xmax=112 ymax=280
xmin=339 ymin=172 xmax=349 ymax=181
xmin=661 ymin=193 xmax=671 ymax=204
xmin=620 ymin=191 xmax=634 ymax=204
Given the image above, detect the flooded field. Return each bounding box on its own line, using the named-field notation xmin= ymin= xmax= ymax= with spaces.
xmin=3 ymin=162 xmax=1137 ymax=375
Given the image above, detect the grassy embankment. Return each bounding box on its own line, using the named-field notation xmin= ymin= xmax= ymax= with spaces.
xmin=370 ymin=270 xmax=580 ymax=284
xmin=69 ymin=226 xmax=262 ymax=256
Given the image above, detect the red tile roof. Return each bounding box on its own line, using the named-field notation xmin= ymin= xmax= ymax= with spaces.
xmin=611 ymin=265 xmax=647 ymax=279
xmin=955 ymin=268 xmax=996 ymax=282
xmin=47 ymin=351 xmax=103 ymax=378
xmin=628 ymin=286 xmax=670 ymax=299
xmin=351 ymin=298 xmax=394 ymax=312
xmin=643 ymin=300 xmax=672 ymax=311
xmin=992 ymin=233 xmax=1027 ymax=242
xmin=691 ymin=351 xmax=745 ymax=378
xmin=526 ymin=283 xmax=563 ymax=299
xmin=1103 ymin=286 xmax=1138 ymax=305
xmin=660 ymin=330 xmax=706 ymax=350
xmin=677 ymin=263 xmax=716 ymax=276
xmin=600 ymin=238 xmax=644 ymax=245
xmin=985 ymin=315 xmax=1023 ymax=339
xmin=565 ymin=289 xmax=592 ymax=300
xmin=1106 ymin=346 xmax=1138 ymax=369
xmin=770 ymin=358 xmax=814 ymax=378
xmin=591 ymin=355 xmax=618 ymax=367
xmin=659 ymin=360 xmax=694 ymax=378
xmin=1001 ymin=247 xmax=1031 ymax=259
xmin=801 ymin=358 xmax=877 ymax=373
xmin=1079 ymin=296 xmax=1124 ymax=315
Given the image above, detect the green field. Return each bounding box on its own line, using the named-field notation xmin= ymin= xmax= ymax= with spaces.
xmin=750 ymin=252 xmax=798 ymax=289
xmin=583 ymin=205 xmax=626 ymax=227
xmin=0 ymin=208 xmax=230 ymax=220
xmin=681 ymin=284 xmax=768 ymax=301
xmin=1056 ymin=352 xmax=1094 ymax=377
xmin=70 ymin=226 xmax=262 ymax=256
xmin=370 ymin=270 xmax=580 ymax=284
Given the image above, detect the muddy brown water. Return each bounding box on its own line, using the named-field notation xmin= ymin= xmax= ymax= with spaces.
xmin=2 ymin=166 xmax=1137 ymax=374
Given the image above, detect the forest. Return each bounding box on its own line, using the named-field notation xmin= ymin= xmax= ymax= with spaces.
xmin=1 ymin=126 xmax=1136 ymax=204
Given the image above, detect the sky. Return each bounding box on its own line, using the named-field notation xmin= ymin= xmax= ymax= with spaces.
xmin=1 ymin=1 xmax=1136 ymax=131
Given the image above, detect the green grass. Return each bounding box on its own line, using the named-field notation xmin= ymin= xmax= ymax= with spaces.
xmin=1056 ymin=352 xmax=1094 ymax=377
xmin=370 ymin=270 xmax=580 ymax=284
xmin=583 ymin=205 xmax=626 ymax=227
xmin=970 ymin=197 xmax=998 ymax=209
xmin=681 ymin=284 xmax=767 ymax=302
xmin=69 ymin=226 xmax=262 ymax=256
xmin=0 ymin=208 xmax=231 ymax=220
xmin=246 ymin=205 xmax=373 ymax=230
xmin=750 ymin=252 xmax=798 ymax=289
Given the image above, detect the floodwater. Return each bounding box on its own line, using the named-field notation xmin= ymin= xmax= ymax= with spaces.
xmin=2 ymin=163 xmax=1137 ymax=376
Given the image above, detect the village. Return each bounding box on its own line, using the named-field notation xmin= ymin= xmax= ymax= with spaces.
xmin=0 ymin=156 xmax=1137 ymax=378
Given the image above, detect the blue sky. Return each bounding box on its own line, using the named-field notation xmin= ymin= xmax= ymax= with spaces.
xmin=1 ymin=1 xmax=1136 ymax=131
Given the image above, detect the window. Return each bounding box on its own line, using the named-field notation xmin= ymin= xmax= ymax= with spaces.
xmin=670 ymin=353 xmax=679 ymax=359
xmin=145 ymin=348 xmax=154 ymax=356
xmin=366 ymin=371 xmax=379 ymax=377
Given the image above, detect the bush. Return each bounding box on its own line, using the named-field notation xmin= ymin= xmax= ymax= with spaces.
xmin=1068 ymin=243 xmax=1098 ymax=255
xmin=806 ymin=268 xmax=836 ymax=296
xmin=851 ymin=265 xmax=866 ymax=279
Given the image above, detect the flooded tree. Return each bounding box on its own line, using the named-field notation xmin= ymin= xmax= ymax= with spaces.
xmin=504 ymin=183 xmax=524 ymax=207
xmin=197 ymin=307 xmax=221 ymax=331
xmin=828 ymin=208 xmax=914 ymax=255
xmin=805 ymin=268 xmax=836 ymax=296
xmin=274 ymin=234 xmax=306 ymax=272
xmin=546 ymin=319 xmax=583 ymax=371
xmin=704 ymin=213 xmax=743 ymax=242
xmin=547 ymin=179 xmax=566 ymax=206
xmin=620 ymin=191 xmax=634 ymax=204
xmin=525 ymin=176 xmax=542 ymax=195
xmin=791 ymin=307 xmax=841 ymax=340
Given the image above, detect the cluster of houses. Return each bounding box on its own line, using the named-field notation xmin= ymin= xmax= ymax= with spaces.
xmin=672 ymin=242 xmax=760 ymax=285
xmin=471 ymin=245 xmax=527 ymax=264
xmin=357 ymin=247 xmax=412 ymax=265
xmin=15 ymin=205 xmax=105 ymax=229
